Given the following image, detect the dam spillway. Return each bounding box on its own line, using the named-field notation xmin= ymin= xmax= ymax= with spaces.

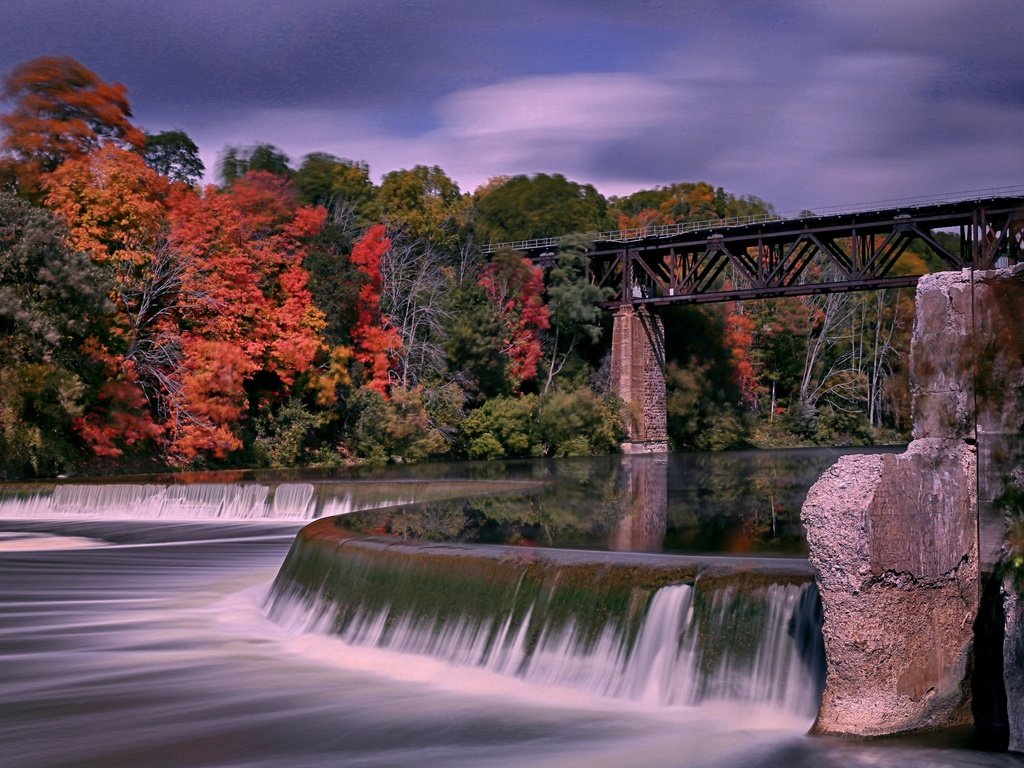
xmin=268 ymin=517 xmax=824 ymax=716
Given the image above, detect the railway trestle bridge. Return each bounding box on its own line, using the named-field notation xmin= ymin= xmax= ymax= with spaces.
xmin=485 ymin=190 xmax=1024 ymax=451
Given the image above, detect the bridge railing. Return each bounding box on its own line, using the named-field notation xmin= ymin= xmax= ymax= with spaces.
xmin=786 ymin=184 xmax=1024 ymax=219
xmin=479 ymin=185 xmax=1024 ymax=255
xmin=480 ymin=212 xmax=783 ymax=254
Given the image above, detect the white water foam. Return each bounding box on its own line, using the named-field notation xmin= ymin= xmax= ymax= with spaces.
xmin=0 ymin=483 xmax=346 ymax=522
xmin=266 ymin=580 xmax=822 ymax=718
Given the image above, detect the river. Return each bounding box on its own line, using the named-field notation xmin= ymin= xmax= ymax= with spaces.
xmin=0 ymin=450 xmax=1020 ymax=767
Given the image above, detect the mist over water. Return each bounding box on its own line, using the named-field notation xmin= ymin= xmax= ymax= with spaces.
xmin=1 ymin=452 xmax=1019 ymax=767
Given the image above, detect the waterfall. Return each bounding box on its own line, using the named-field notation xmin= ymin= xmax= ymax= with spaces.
xmin=0 ymin=482 xmax=343 ymax=521
xmin=267 ymin=533 xmax=825 ymax=715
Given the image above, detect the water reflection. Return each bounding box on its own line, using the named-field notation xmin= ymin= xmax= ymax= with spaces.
xmin=341 ymin=447 xmax=900 ymax=556
xmin=609 ymin=455 xmax=668 ymax=552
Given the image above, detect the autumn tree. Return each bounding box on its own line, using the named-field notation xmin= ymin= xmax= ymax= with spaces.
xmin=42 ymin=146 xmax=176 ymax=399
xmin=166 ymin=171 xmax=326 ymax=458
xmin=348 ymin=224 xmax=401 ymax=395
xmin=1 ymin=56 xmax=144 ymax=195
xmin=142 ymin=130 xmax=205 ymax=186
xmin=43 ymin=145 xmax=173 ymax=457
xmin=610 ymin=182 xmax=774 ymax=229
xmin=724 ymin=302 xmax=759 ymax=408
xmin=478 ymin=250 xmax=550 ymax=388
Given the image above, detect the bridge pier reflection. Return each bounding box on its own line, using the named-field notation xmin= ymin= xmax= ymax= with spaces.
xmin=609 ymin=454 xmax=668 ymax=552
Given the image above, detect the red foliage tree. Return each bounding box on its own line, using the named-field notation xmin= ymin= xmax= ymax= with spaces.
xmin=348 ymin=224 xmax=401 ymax=395
xmin=73 ymin=360 xmax=164 ymax=458
xmin=724 ymin=302 xmax=759 ymax=408
xmin=478 ymin=252 xmax=550 ymax=386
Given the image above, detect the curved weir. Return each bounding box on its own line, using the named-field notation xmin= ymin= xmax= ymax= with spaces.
xmin=0 ymin=482 xmax=336 ymax=521
xmin=267 ymin=517 xmax=825 ymax=716
xmin=0 ymin=478 xmax=537 ymax=523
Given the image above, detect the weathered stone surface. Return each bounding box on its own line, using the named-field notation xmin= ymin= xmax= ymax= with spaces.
xmin=803 ymin=264 xmax=1024 ymax=742
xmin=803 ymin=442 xmax=978 ymax=735
xmin=1005 ymin=581 xmax=1024 ymax=753
xmin=870 ymin=441 xmax=976 ymax=580
xmin=610 ymin=306 xmax=667 ymax=452
xmin=910 ymin=270 xmax=978 ymax=441
xmin=911 ymin=264 xmax=1024 ymax=443
xmin=913 ymin=267 xmax=1024 ymax=567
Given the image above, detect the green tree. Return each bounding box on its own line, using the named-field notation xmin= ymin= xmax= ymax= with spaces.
xmin=302 ymin=217 xmax=362 ymax=347
xmin=142 ymin=130 xmax=205 ymax=186
xmin=462 ymin=394 xmax=540 ymax=459
xmin=252 ymin=398 xmax=320 ymax=467
xmin=375 ymin=165 xmax=468 ymax=248
xmin=0 ymin=192 xmax=111 ymax=477
xmin=543 ymin=237 xmax=614 ymax=393
xmin=473 ymin=173 xmax=613 ymax=244
xmin=444 ymin=281 xmax=507 ymax=402
xmin=293 ymin=152 xmax=376 ymax=218
xmin=535 ymin=389 xmax=621 ymax=456
xmin=218 ymin=143 xmax=291 ymax=186
xmin=660 ymin=304 xmax=748 ymax=450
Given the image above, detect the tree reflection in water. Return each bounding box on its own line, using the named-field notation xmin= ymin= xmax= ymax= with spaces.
xmin=340 ymin=447 xmax=901 ymax=556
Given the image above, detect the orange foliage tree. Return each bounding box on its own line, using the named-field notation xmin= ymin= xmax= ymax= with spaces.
xmin=43 ymin=160 xmax=327 ymax=461
xmin=43 ymin=146 xmax=171 ymax=457
xmin=348 ymin=224 xmax=401 ymax=395
xmin=43 ymin=145 xmax=169 ymax=268
xmin=166 ymin=172 xmax=327 ymax=458
xmin=1 ymin=56 xmax=144 ymax=195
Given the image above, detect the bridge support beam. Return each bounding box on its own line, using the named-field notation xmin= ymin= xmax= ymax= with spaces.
xmin=610 ymin=306 xmax=668 ymax=454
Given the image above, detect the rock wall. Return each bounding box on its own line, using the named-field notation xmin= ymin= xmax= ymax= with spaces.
xmin=802 ymin=264 xmax=1024 ymax=743
xmin=1006 ymin=586 xmax=1024 ymax=751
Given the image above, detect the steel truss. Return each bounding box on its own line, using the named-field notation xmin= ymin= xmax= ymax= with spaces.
xmin=527 ymin=196 xmax=1024 ymax=307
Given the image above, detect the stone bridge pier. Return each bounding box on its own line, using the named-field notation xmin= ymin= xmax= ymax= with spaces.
xmin=610 ymin=306 xmax=668 ymax=453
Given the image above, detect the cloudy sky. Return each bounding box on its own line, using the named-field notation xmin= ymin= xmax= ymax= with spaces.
xmin=2 ymin=0 xmax=1021 ymax=212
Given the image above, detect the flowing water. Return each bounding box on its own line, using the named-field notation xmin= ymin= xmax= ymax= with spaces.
xmin=0 ymin=450 xmax=1020 ymax=767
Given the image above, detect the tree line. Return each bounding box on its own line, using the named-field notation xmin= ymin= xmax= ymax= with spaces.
xmin=0 ymin=56 xmax=931 ymax=479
